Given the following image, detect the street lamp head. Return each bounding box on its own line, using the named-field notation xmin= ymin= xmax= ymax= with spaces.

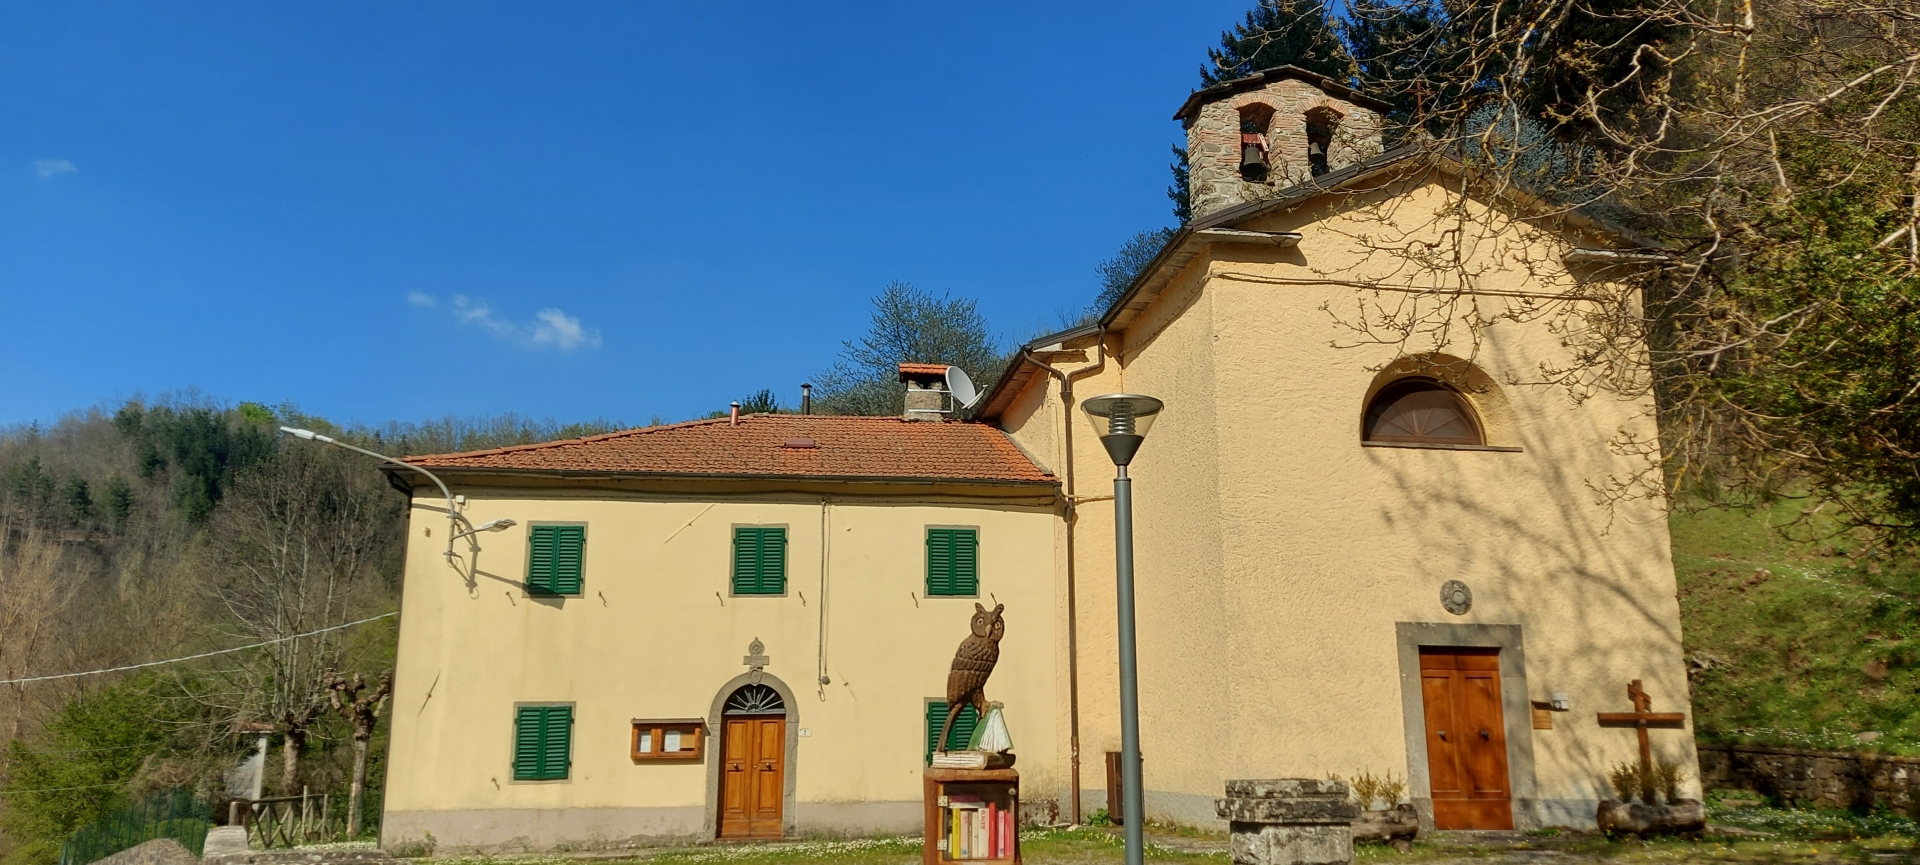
xmin=475 ymin=519 xmax=517 ymax=533
xmin=1081 ymin=394 xmax=1164 ymax=467
xmin=279 ymin=426 xmax=336 ymax=444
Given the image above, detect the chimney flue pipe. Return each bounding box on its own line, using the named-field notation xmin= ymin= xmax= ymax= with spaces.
xmin=801 ymin=383 xmax=812 ymax=415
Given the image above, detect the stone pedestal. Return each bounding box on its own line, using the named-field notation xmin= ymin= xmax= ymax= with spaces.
xmin=1216 ymin=780 xmax=1358 ymax=865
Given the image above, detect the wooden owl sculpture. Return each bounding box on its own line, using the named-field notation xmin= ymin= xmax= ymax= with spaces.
xmin=936 ymin=603 xmax=1005 ymax=753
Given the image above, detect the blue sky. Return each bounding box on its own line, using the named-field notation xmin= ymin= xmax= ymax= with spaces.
xmin=2 ymin=2 xmax=1252 ymax=428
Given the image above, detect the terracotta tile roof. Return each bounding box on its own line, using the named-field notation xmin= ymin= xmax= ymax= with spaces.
xmin=897 ymin=362 xmax=950 ymax=379
xmin=405 ymin=415 xmax=1055 ymax=485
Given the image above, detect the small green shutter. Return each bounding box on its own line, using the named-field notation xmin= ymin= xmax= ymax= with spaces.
xmin=513 ymin=705 xmax=572 ymax=781
xmin=925 ymin=528 xmax=978 ymax=596
xmin=527 ymin=525 xmax=585 ymax=595
xmin=925 ymin=701 xmax=980 ymax=763
xmin=732 ymin=527 xmax=786 ymax=595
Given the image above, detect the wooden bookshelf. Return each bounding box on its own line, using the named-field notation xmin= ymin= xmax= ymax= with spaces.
xmin=923 ymin=767 xmax=1019 ymax=865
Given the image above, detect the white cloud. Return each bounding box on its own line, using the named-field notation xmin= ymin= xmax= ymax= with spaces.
xmin=530 ymin=308 xmax=601 ymax=351
xmin=33 ymin=159 xmax=77 ymax=179
xmin=407 ymin=291 xmax=438 ymax=308
xmin=436 ymin=294 xmax=601 ymax=352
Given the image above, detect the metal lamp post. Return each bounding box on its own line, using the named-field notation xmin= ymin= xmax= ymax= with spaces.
xmin=1081 ymin=394 xmax=1164 ymax=865
xmin=279 ymin=427 xmax=515 ymax=564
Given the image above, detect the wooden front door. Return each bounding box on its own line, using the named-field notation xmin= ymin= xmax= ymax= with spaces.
xmin=1419 ymin=647 xmax=1513 ymax=830
xmin=719 ymin=715 xmax=785 ymax=839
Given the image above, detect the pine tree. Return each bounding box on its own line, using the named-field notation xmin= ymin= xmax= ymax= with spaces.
xmin=1341 ymin=0 xmax=1453 ymax=133
xmin=1201 ymin=0 xmax=1352 ymax=85
xmin=63 ymin=474 xmax=93 ymax=525
xmin=1092 ymin=230 xmax=1175 ymax=317
xmin=1167 ymin=145 xmax=1193 ymax=225
xmin=104 ymin=474 xmax=135 ymax=528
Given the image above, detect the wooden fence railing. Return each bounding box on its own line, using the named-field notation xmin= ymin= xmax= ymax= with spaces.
xmin=228 ymin=791 xmax=347 ymax=849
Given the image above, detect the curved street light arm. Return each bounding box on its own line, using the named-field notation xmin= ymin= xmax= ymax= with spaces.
xmin=279 ymin=427 xmax=468 ymax=563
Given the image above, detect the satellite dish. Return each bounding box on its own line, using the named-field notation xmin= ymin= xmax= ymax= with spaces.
xmin=946 ymin=366 xmax=982 ymax=410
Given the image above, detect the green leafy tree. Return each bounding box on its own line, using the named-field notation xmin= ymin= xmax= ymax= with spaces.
xmin=738 ymin=389 xmax=782 ymax=415
xmin=1 ymin=679 xmax=172 ymax=865
xmin=1656 ymin=119 xmax=1920 ymax=540
xmin=814 ymin=282 xmax=1007 ymax=417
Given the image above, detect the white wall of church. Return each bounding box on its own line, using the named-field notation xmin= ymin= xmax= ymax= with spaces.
xmin=1006 ymin=173 xmax=1693 ymax=830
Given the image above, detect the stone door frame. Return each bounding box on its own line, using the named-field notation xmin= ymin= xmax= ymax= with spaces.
xmin=704 ymin=673 xmax=800 ymax=840
xmin=1394 ymin=622 xmax=1539 ymax=832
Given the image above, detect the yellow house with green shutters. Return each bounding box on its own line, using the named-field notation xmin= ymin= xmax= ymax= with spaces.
xmin=379 ymin=67 xmax=1695 ymax=854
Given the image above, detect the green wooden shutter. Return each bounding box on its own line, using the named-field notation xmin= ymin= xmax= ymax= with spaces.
xmin=540 ymin=706 xmax=573 ymax=779
xmin=953 ymin=529 xmax=978 ymax=595
xmin=514 ymin=706 xmax=572 ymax=781
xmin=924 ymin=701 xmax=980 ymax=763
xmin=527 ymin=526 xmax=557 ymax=593
xmin=926 ymin=529 xmax=978 ymax=596
xmin=732 ymin=528 xmax=785 ymax=595
xmin=513 ymin=706 xmax=545 ymax=780
xmin=552 ymin=526 xmax=585 ymax=594
xmin=528 ymin=526 xmax=585 ymax=595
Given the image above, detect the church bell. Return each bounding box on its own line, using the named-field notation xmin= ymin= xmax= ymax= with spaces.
xmin=1240 ymin=142 xmax=1268 ymax=172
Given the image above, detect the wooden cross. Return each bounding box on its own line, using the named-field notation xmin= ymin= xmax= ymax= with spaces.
xmin=1596 ymin=679 xmax=1686 ymax=779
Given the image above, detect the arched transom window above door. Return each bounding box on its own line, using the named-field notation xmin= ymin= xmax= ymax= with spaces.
xmin=1363 ymin=379 xmax=1484 ymax=446
xmin=724 ymin=684 xmax=786 ymax=715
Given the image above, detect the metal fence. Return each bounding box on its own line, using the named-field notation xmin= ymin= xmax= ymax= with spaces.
xmin=234 ymin=791 xmax=348 ymax=849
xmin=58 ymin=789 xmax=210 ymax=865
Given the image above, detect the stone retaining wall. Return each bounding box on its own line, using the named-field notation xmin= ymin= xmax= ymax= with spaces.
xmin=1698 ymin=743 xmax=1920 ymax=814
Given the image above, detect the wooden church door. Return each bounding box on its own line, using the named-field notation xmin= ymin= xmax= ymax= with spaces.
xmin=718 ymin=684 xmax=787 ymax=839
xmin=1418 ymin=647 xmax=1513 ymax=830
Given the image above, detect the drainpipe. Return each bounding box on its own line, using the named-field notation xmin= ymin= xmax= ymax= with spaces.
xmin=817 ymin=497 xmax=832 ymax=699
xmin=1018 ymin=326 xmax=1106 ymax=825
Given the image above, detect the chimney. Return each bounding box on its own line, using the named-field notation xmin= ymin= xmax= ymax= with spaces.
xmin=729 ymin=401 xmax=741 ymax=426
xmin=897 ymin=363 xmax=949 ymax=422
xmin=800 ymin=383 xmax=813 ymax=415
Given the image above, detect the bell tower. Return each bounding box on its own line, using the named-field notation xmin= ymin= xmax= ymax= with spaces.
xmin=1174 ymin=66 xmax=1388 ymax=219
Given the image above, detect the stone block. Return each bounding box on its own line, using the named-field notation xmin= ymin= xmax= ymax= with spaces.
xmin=1229 ymin=822 xmax=1354 ymax=865
xmin=1224 ymin=779 xmax=1350 ymax=800
xmin=1220 ymin=778 xmax=1356 ymax=865
xmin=1217 ymin=798 xmax=1361 ymax=823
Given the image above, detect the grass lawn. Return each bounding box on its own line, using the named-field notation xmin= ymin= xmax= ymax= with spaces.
xmin=1670 ymin=502 xmax=1920 ymax=753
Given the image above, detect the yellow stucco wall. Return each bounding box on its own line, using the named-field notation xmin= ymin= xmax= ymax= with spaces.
xmin=1002 ymin=172 xmax=1693 ymax=829
xmin=382 ymin=489 xmax=1060 ymax=852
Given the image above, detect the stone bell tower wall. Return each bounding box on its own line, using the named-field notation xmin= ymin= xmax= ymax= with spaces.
xmin=1182 ymin=75 xmax=1384 ymax=219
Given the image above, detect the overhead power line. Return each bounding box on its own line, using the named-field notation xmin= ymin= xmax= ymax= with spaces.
xmin=0 ymin=613 xmax=398 ymax=686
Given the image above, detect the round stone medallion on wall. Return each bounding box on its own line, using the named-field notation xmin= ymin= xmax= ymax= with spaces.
xmin=1440 ymin=580 xmax=1473 ymax=615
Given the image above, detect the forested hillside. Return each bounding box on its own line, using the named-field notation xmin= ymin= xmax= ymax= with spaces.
xmin=0 ymin=399 xmax=625 ymax=864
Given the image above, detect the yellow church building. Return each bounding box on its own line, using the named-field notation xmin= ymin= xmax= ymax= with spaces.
xmin=378 ymin=66 xmax=1696 ymax=853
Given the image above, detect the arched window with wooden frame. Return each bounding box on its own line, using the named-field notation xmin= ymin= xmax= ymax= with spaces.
xmin=1363 ymin=378 xmax=1484 ymax=446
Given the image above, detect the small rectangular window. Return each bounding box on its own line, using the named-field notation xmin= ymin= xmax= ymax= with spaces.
xmin=513 ymin=704 xmax=573 ymax=781
xmin=925 ymin=700 xmax=979 ymax=764
xmin=526 ymin=524 xmax=585 ymax=595
xmin=926 ymin=528 xmax=979 ymax=597
xmin=732 ymin=527 xmax=787 ymax=595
